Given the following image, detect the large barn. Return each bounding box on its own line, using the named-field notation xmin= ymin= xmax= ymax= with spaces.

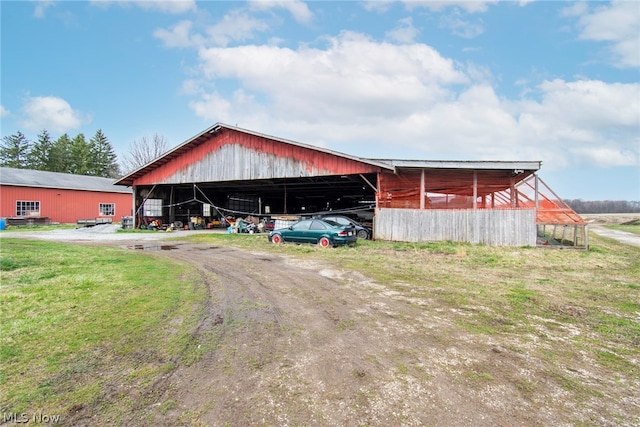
xmin=0 ymin=167 xmax=133 ymax=225
xmin=115 ymin=123 xmax=586 ymax=247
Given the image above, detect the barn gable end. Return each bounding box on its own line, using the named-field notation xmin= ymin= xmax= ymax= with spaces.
xmin=118 ymin=124 xmax=390 ymax=187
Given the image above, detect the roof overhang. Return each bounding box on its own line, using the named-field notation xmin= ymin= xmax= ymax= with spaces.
xmin=372 ymin=159 xmax=541 ymax=171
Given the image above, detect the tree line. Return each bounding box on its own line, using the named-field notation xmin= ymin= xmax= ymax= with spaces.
xmin=565 ymin=199 xmax=640 ymax=214
xmin=1 ymin=130 xmax=121 ymax=178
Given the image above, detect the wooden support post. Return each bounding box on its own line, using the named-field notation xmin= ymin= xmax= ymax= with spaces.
xmin=420 ymin=169 xmax=425 ymax=210
xmin=510 ymin=177 xmax=516 ymax=208
xmin=131 ymin=185 xmax=138 ymax=228
xmin=585 ymin=224 xmax=589 ymax=250
xmin=473 ymin=171 xmax=478 ymax=210
xmin=169 ymin=185 xmax=175 ymax=224
xmin=534 ymin=173 xmax=539 ymax=210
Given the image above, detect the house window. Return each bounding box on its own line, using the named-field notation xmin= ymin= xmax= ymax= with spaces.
xmin=143 ymin=199 xmax=163 ymax=217
xmin=16 ymin=200 xmax=40 ymax=216
xmin=99 ymin=203 xmax=115 ymax=216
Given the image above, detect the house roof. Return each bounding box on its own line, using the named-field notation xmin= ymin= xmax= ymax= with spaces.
xmin=114 ymin=123 xmax=394 ymax=187
xmin=0 ymin=167 xmax=132 ymax=194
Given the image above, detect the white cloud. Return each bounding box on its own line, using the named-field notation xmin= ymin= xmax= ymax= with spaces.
xmin=33 ymin=0 xmax=55 ymax=18
xmin=183 ymin=31 xmax=639 ymax=171
xmin=505 ymin=79 xmax=640 ymax=169
xmin=248 ymin=0 xmax=313 ymax=24
xmin=154 ymin=20 xmax=202 ymax=48
xmin=403 ymin=1 xmax=498 ymax=14
xmin=19 ymin=96 xmax=89 ymax=133
xmin=438 ymin=10 xmax=485 ymax=38
xmin=189 ymin=91 xmax=233 ymax=121
xmin=534 ymin=79 xmax=639 ymax=130
xmin=560 ymin=2 xmax=588 ymax=18
xmin=362 ymin=1 xmax=395 ymax=13
xmin=386 ymin=17 xmax=419 ymax=44
xmin=574 ymin=1 xmax=640 ymax=68
xmin=90 ymin=0 xmax=196 ymax=14
xmin=570 ymin=145 xmax=638 ymax=168
xmin=195 ymin=32 xmax=467 ymax=122
xmin=154 ymin=10 xmax=269 ymax=48
xmin=205 ymin=9 xmax=270 ymax=47
xmin=0 ymin=105 xmax=9 ymax=118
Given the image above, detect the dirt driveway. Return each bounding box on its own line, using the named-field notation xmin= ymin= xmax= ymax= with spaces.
xmin=74 ymin=238 xmax=622 ymax=427
xmin=4 ymin=228 xmax=638 ymax=426
xmin=110 ymin=241 xmax=517 ymax=427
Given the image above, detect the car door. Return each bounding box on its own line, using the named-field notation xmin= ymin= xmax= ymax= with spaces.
xmin=287 ymin=220 xmax=312 ymax=243
xmin=308 ymin=219 xmax=329 ymax=243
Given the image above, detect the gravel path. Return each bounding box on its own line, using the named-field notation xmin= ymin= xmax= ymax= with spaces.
xmin=589 ymin=225 xmax=640 ymax=247
xmin=0 ymin=224 xmax=221 ymax=242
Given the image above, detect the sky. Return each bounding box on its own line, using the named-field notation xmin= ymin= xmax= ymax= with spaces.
xmin=1 ymin=0 xmax=639 ymax=201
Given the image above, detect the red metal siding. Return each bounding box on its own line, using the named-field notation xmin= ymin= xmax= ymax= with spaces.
xmin=0 ymin=185 xmax=133 ymax=224
xmin=134 ymin=129 xmax=382 ymax=186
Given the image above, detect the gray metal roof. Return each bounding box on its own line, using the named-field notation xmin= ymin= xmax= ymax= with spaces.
xmin=0 ymin=167 xmax=132 ymax=193
xmin=369 ymin=159 xmax=541 ymax=171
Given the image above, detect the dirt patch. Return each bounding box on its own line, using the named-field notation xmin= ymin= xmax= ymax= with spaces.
xmin=58 ymin=241 xmax=632 ymax=427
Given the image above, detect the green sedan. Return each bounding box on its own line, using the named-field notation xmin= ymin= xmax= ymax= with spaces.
xmin=268 ymin=218 xmax=357 ymax=247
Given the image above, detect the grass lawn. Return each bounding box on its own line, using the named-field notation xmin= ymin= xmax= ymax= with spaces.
xmin=0 ymin=239 xmax=207 ymax=422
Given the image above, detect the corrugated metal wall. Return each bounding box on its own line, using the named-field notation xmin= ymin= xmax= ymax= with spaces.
xmin=374 ymin=208 xmax=537 ymax=246
xmin=135 ymin=130 xmax=382 ymax=186
xmin=0 ymin=186 xmax=133 ymax=224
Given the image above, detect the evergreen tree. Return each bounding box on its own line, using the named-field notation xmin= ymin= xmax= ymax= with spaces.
xmin=27 ymin=129 xmax=54 ymax=170
xmin=69 ymin=133 xmax=91 ymax=175
xmin=49 ymin=133 xmax=72 ymax=173
xmin=0 ymin=131 xmax=31 ymax=168
xmin=89 ymin=129 xmax=120 ymax=178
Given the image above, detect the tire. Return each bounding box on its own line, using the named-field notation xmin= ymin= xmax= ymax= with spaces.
xmin=271 ymin=233 xmax=283 ymax=244
xmin=356 ymin=229 xmax=369 ymax=239
xmin=318 ymin=236 xmax=331 ymax=248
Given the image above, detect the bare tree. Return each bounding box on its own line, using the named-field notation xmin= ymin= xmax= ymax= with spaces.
xmin=121 ymin=134 xmax=169 ymax=173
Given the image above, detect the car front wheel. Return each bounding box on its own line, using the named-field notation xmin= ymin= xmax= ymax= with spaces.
xmin=318 ymin=236 xmax=331 ymax=248
xmin=271 ymin=233 xmax=283 ymax=244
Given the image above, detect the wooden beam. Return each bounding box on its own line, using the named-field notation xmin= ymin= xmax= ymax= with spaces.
xmin=473 ymin=171 xmax=477 ymax=210
xmin=420 ymin=169 xmax=425 ymax=210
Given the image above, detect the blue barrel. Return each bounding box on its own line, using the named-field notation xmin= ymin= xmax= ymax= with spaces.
xmin=0 ymin=218 xmax=6 ymax=231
